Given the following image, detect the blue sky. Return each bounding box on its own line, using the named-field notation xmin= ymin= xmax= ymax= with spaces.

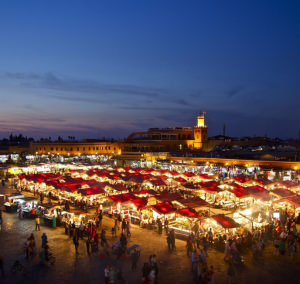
xmin=0 ymin=0 xmax=299 ymax=140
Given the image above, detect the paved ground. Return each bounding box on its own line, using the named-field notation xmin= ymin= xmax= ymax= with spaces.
xmin=1 ymin=184 xmax=300 ymax=284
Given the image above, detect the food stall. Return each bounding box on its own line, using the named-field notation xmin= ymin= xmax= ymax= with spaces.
xmin=272 ymin=195 xmax=300 ymax=217
xmin=40 ymin=203 xmax=63 ymax=227
xmin=4 ymin=193 xmax=24 ymax=212
xmin=77 ymin=187 xmax=106 ymax=207
xmin=18 ymin=197 xmax=39 ymax=218
xmin=168 ymin=207 xmax=199 ymax=240
xmin=142 ymin=201 xmax=176 ymax=229
xmin=62 ymin=209 xmax=89 ymax=235
xmin=107 ymin=193 xmax=147 ymax=223
xmin=233 ymin=203 xmax=270 ymax=232
xmin=172 ymin=197 xmax=210 ymax=218
xmin=209 ymin=214 xmax=241 ymax=238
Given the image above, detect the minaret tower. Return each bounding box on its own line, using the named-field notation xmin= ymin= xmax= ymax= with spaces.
xmin=193 ymin=111 xmax=208 ymax=149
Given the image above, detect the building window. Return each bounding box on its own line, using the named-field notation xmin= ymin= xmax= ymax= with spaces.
xmin=182 ymin=134 xmax=186 ymax=139
xmin=77 ymin=147 xmax=79 ymax=151
xmin=51 ymin=147 xmax=53 ymax=151
xmin=96 ymin=147 xmax=98 ymax=150
xmin=93 ymin=147 xmax=95 ymax=150
xmin=178 ymin=135 xmax=181 ymax=139
xmin=105 ymin=147 xmax=107 ymax=150
xmin=44 ymin=147 xmax=46 ymax=151
xmin=188 ymin=134 xmax=191 ymax=139
xmin=70 ymin=147 xmax=73 ymax=151
xmin=83 ymin=147 xmax=85 ymax=151
xmin=100 ymin=147 xmax=103 ymax=150
xmin=65 ymin=147 xmax=68 ymax=151
xmin=114 ymin=148 xmax=116 ymax=150
xmin=89 ymin=147 xmax=90 ymax=151
xmin=56 ymin=147 xmax=58 ymax=151
xmin=108 ymin=147 xmax=111 ymax=150
xmin=61 ymin=147 xmax=63 ymax=151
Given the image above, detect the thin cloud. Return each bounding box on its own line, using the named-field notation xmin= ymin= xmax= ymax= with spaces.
xmin=5 ymin=72 xmax=166 ymax=98
xmin=227 ymin=86 xmax=243 ymax=98
xmin=174 ymin=99 xmax=190 ymax=106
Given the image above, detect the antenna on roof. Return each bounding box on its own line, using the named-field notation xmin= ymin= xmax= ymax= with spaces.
xmin=223 ymin=124 xmax=226 ymax=136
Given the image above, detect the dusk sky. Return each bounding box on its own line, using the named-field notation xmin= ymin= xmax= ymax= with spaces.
xmin=0 ymin=1 xmax=299 ymax=140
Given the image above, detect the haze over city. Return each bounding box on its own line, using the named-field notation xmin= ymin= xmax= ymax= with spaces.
xmin=0 ymin=1 xmax=299 ymax=140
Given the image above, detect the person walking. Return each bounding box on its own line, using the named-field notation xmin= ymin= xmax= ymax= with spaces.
xmin=158 ymin=219 xmax=162 ymax=234
xmin=167 ymin=233 xmax=172 ymax=250
xmin=203 ymin=238 xmax=208 ymax=259
xmin=164 ymin=218 xmax=169 ymax=234
xmin=86 ymin=237 xmax=91 ymax=254
xmin=110 ymin=267 xmax=115 ymax=284
xmin=289 ymin=239 xmax=295 ymax=259
xmin=73 ymin=234 xmax=79 ymax=252
xmin=251 ymin=241 xmax=258 ymax=264
xmin=126 ymin=221 xmax=131 ymax=236
xmin=117 ymin=214 xmax=122 ymax=230
xmin=170 ymin=229 xmax=176 ymax=249
xmin=190 ymin=232 xmax=196 ymax=250
xmin=114 ymin=218 xmax=118 ymax=237
xmin=122 ymin=219 xmax=126 ymax=233
xmin=191 ymin=250 xmax=198 ymax=272
xmin=79 ymin=221 xmax=84 ymax=239
xmin=227 ymin=263 xmax=235 ymax=284
xmin=0 ymin=255 xmax=4 ymax=276
xmin=208 ymin=228 xmax=213 ymax=249
xmin=116 ymin=268 xmax=124 ymax=284
xmin=274 ymin=238 xmax=280 ymax=258
xmin=142 ymin=263 xmax=151 ymax=281
xmin=186 ymin=236 xmax=193 ymax=256
xmin=132 ymin=249 xmax=139 ymax=271
xmin=101 ymin=230 xmax=107 ymax=247
xmin=104 ymin=265 xmax=109 ymax=284
xmin=41 ymin=233 xmax=47 ymax=247
xmin=196 ymin=262 xmax=202 ymax=284
xmin=25 ymin=238 xmax=30 ymax=258
xmin=279 ymin=239 xmax=286 ymax=258
xmin=153 ymin=263 xmax=159 ymax=284
xmin=35 ymin=216 xmax=40 ymax=231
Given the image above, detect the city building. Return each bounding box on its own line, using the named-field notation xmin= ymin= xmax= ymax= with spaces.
xmin=122 ymin=112 xmax=208 ymax=152
xmin=30 ymin=140 xmax=122 ymax=159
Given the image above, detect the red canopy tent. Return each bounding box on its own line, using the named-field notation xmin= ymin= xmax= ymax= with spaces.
xmin=107 ymin=184 xmax=128 ymax=192
xmin=77 ymin=187 xmax=105 ymax=196
xmin=273 ymin=195 xmax=300 ymax=207
xmin=211 ymin=214 xmax=240 ymax=229
xmin=148 ymin=201 xmax=176 ymax=215
xmin=147 ymin=179 xmax=167 ymax=187
xmin=254 ymin=178 xmax=273 ymax=187
xmin=269 ymin=188 xmax=295 ymax=198
xmin=182 ymin=172 xmax=195 ymax=178
xmin=60 ymin=185 xmax=79 ymax=192
xmin=197 ymin=181 xmax=220 ymax=188
xmin=229 ymin=187 xmax=251 ymax=199
xmin=173 ymin=177 xmax=187 ymax=183
xmin=245 ymin=186 xmax=271 ymax=201
xmin=196 ymin=174 xmax=214 ymax=180
xmin=201 ymin=186 xmax=222 ymax=193
xmin=177 ymin=207 xmax=198 ymax=218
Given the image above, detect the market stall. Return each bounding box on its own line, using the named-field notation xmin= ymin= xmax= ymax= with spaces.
xmin=172 ymin=197 xmax=210 ymax=217
xmin=4 ymin=193 xmax=24 ymax=212
xmin=168 ymin=207 xmax=199 ymax=239
xmin=40 ymin=203 xmax=63 ymax=227
xmin=62 ymin=209 xmax=89 ymax=235
xmin=142 ymin=201 xmax=176 ymax=229
xmin=18 ymin=197 xmax=39 ymax=218
xmin=210 ymin=214 xmax=241 ymax=237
